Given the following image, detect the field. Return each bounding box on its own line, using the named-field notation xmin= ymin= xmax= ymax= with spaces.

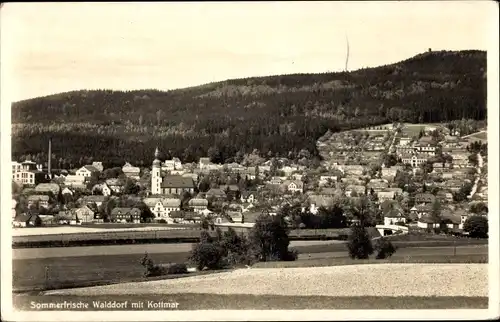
xmin=41 ymin=264 xmax=488 ymax=305
xmin=12 ymin=239 xmax=488 ymax=292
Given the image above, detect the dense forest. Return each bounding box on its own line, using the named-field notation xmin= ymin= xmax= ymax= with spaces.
xmin=11 ymin=50 xmax=486 ymax=168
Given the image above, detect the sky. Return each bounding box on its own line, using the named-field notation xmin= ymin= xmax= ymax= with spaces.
xmin=1 ymin=1 xmax=496 ymax=102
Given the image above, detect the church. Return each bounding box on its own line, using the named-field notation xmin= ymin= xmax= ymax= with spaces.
xmin=151 ymin=148 xmax=195 ymax=195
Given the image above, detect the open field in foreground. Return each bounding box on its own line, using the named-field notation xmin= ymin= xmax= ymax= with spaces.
xmin=13 ymin=294 xmax=488 ymax=310
xmin=44 ymin=264 xmax=488 ymax=297
xmin=12 ymin=243 xmax=487 ymax=292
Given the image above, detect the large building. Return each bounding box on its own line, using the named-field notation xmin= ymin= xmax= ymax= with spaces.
xmin=151 ymin=148 xmax=195 ymax=195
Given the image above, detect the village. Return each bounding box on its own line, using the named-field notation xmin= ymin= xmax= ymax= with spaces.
xmin=11 ymin=122 xmax=488 ymax=235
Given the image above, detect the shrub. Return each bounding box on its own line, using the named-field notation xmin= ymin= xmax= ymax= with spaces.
xmin=140 ymin=253 xmax=166 ymax=277
xmin=157 ymin=219 xmax=167 ymax=223
xmin=375 ymin=238 xmax=397 ymax=259
xmin=347 ymin=224 xmax=374 ymax=259
xmin=248 ymin=214 xmax=295 ymax=262
xmin=463 ymin=215 xmax=488 ymax=238
xmin=189 ymin=242 xmax=226 ymax=271
xmin=162 ymin=263 xmax=188 ymax=275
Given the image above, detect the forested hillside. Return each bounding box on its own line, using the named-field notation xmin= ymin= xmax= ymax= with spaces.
xmin=12 ymin=50 xmax=486 ymax=168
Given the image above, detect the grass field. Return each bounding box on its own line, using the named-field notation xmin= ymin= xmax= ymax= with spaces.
xmin=12 ymin=243 xmax=488 ymax=292
xmin=13 ymin=294 xmax=488 ymax=310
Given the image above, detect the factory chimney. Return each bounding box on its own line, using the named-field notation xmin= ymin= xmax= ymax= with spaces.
xmin=48 ymin=139 xmax=52 ymax=177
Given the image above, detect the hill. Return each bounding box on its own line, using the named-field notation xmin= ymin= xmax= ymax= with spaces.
xmin=11 ymin=50 xmax=486 ymax=168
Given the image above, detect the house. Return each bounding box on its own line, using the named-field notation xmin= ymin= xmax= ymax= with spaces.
xmin=74 ymin=205 xmax=96 ymax=223
xmin=122 ymin=162 xmax=141 ymax=180
xmin=414 ymin=143 xmax=438 ymax=156
xmin=401 ymin=153 xmax=428 ymax=168
xmin=199 ymin=157 xmax=213 ymax=170
xmin=163 ymin=157 xmax=183 ymax=171
xmin=143 ymin=197 xmax=181 ymax=220
xmin=188 ymin=198 xmax=209 ymax=214
xmin=319 ymin=175 xmax=338 ymax=186
xmin=219 ymin=185 xmax=240 ymax=199
xmin=92 ymin=162 xmax=104 ymax=172
xmin=446 ymin=180 xmax=463 ymax=192
xmin=284 ymin=180 xmax=303 ymax=193
xmin=110 ymin=207 xmax=141 ymax=223
xmin=340 ymin=165 xmax=365 ymax=176
xmin=227 ymin=211 xmax=243 ymax=223
xmin=268 ymin=177 xmax=284 ymax=185
xmin=27 ymin=195 xmax=50 ymax=208
xmin=377 ymin=191 xmax=396 ymax=202
xmin=76 ymin=165 xmax=100 ymax=178
xmin=240 ymin=191 xmax=258 ymax=204
xmin=12 ymin=169 xmax=45 ymax=186
xmin=78 ymin=195 xmax=107 ymax=207
xmin=410 ymin=204 xmax=432 ymax=219
xmin=105 ymin=178 xmax=125 ymax=194
xmin=92 ymin=183 xmax=112 ymax=196
xmin=367 ymin=179 xmax=389 ymax=193
xmin=62 ymin=187 xmax=74 ymax=196
xmin=308 ymin=195 xmax=335 ymax=214
xmin=380 ymin=167 xmax=399 ymax=180
xmin=383 ymin=208 xmax=406 ymax=226
xmin=12 ymin=213 xmax=41 ymax=228
xmin=159 ymin=175 xmax=195 ymax=195
xmin=399 ymin=137 xmax=412 ymax=146
xmin=34 ymin=183 xmax=61 ymax=196
xmin=206 ymin=188 xmax=227 ymax=200
xmin=345 ymin=185 xmax=366 ymax=197
xmin=63 ymin=175 xmax=87 ymax=189
xmin=414 ymin=193 xmax=436 ymax=204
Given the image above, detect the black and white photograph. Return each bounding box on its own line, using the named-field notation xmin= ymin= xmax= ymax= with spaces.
xmin=1 ymin=1 xmax=498 ymax=321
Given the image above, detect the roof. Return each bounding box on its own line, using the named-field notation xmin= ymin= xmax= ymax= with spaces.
xmin=241 ymin=190 xmax=258 ymax=198
xmin=143 ymin=197 xmax=162 ymax=207
xmin=14 ymin=214 xmax=31 ymax=222
xmin=188 ymin=198 xmax=208 ymax=206
xmin=415 ymin=193 xmax=435 ymax=200
xmin=384 ymin=208 xmax=404 ymax=218
xmin=83 ymin=165 xmax=100 ymax=172
xmin=80 ymin=195 xmax=107 ymax=203
xmin=111 ymin=207 xmax=141 ymax=216
xmin=106 ymin=178 xmax=125 ymax=186
xmin=161 ymin=198 xmax=181 ymax=207
xmin=34 ymin=183 xmax=61 ymax=194
xmin=160 ymin=175 xmax=195 ymax=188
xmin=27 ymin=194 xmax=50 ymax=201
xmin=206 ymin=188 xmax=226 ymax=197
xmin=199 ymin=157 xmax=211 ymax=164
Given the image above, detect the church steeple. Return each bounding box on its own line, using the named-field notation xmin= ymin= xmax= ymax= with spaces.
xmin=154 ymin=146 xmax=160 ymax=160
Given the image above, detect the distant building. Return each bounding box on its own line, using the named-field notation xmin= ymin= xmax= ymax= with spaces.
xmin=122 ymin=162 xmax=141 ymax=180
xmin=110 ymin=207 xmax=141 ymax=223
xmin=151 ymin=149 xmax=195 ymax=195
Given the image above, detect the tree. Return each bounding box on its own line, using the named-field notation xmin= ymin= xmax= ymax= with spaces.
xmin=123 ymin=179 xmax=140 ymax=195
xmin=375 ymin=238 xmax=397 ymax=259
xmin=347 ymin=223 xmax=374 ymax=259
xmin=248 ymin=214 xmax=296 ymax=262
xmin=430 ymin=199 xmax=441 ymax=223
xmin=470 ymin=202 xmax=488 ymax=215
xmin=463 ymin=215 xmax=488 ymax=238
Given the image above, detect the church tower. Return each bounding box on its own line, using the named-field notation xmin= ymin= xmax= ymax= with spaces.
xmin=151 ymin=147 xmax=162 ymax=195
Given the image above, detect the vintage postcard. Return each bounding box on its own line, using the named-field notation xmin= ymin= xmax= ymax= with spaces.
xmin=1 ymin=1 xmax=499 ymax=321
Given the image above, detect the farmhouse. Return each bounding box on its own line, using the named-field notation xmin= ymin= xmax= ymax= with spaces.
xmin=111 ymin=207 xmax=141 ymax=223
xmin=76 ymin=165 xmax=100 ymax=178
xmin=122 ymin=162 xmax=141 ymax=180
xmin=383 ymin=208 xmax=406 ymax=226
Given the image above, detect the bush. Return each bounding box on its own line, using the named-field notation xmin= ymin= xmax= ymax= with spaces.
xmin=347 ymin=224 xmax=374 ymax=259
xmin=189 ymin=242 xmax=226 ymax=271
xmin=140 ymin=253 xmax=166 ymax=277
xmin=283 ymin=248 xmax=299 ymax=261
xmin=463 ymin=215 xmax=488 ymax=238
xmin=157 ymin=219 xmax=167 ymax=223
xmin=162 ymin=263 xmax=188 ymax=275
xmin=248 ymin=214 xmax=295 ymax=262
xmin=375 ymin=238 xmax=397 ymax=259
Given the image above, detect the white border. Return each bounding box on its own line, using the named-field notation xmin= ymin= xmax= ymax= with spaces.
xmin=1 ymin=1 xmax=499 ymax=321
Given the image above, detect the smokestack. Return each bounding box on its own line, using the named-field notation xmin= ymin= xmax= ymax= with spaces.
xmin=48 ymin=139 xmax=52 ymax=175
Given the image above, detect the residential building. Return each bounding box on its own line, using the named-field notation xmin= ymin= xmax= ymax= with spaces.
xmin=94 ymin=183 xmax=112 ymax=196
xmin=34 ymin=183 xmax=61 ymax=196
xmin=401 ymin=153 xmax=428 ymax=168
xmin=92 ymin=162 xmax=104 ymax=172
xmin=27 ymin=195 xmax=50 ymax=208
xmin=414 ymin=143 xmax=438 ymax=156
xmin=383 ymin=208 xmax=406 ymax=226
xmin=240 ymin=191 xmax=258 ymax=204
xmin=205 ymin=188 xmax=227 ymax=200
xmin=396 ymin=145 xmax=416 ymax=155
xmin=284 ymin=180 xmax=303 ymax=193
xmin=12 ymin=169 xmax=45 ymax=186
xmin=415 ymin=193 xmax=436 ymax=204
xmin=143 ymin=197 xmax=181 ymax=220
xmin=63 ymin=174 xmax=87 ymax=189
xmin=76 ymin=165 xmax=100 ymax=178
xmin=163 ymin=157 xmax=183 ymax=171
xmin=122 ymin=162 xmax=141 ymax=180
xmin=74 ymin=205 xmax=96 ymax=223
xmin=78 ymin=195 xmax=107 ymax=208
xmin=377 ymin=191 xmax=396 ymax=202
xmin=188 ymin=198 xmax=209 ymax=214
xmin=367 ymin=179 xmax=389 ymax=193
xmin=105 ymin=178 xmax=125 ymax=194
xmin=111 ymin=207 xmax=141 ymax=223
xmin=319 ymin=175 xmax=338 ymax=186
xmin=345 ymin=185 xmax=366 ymax=197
